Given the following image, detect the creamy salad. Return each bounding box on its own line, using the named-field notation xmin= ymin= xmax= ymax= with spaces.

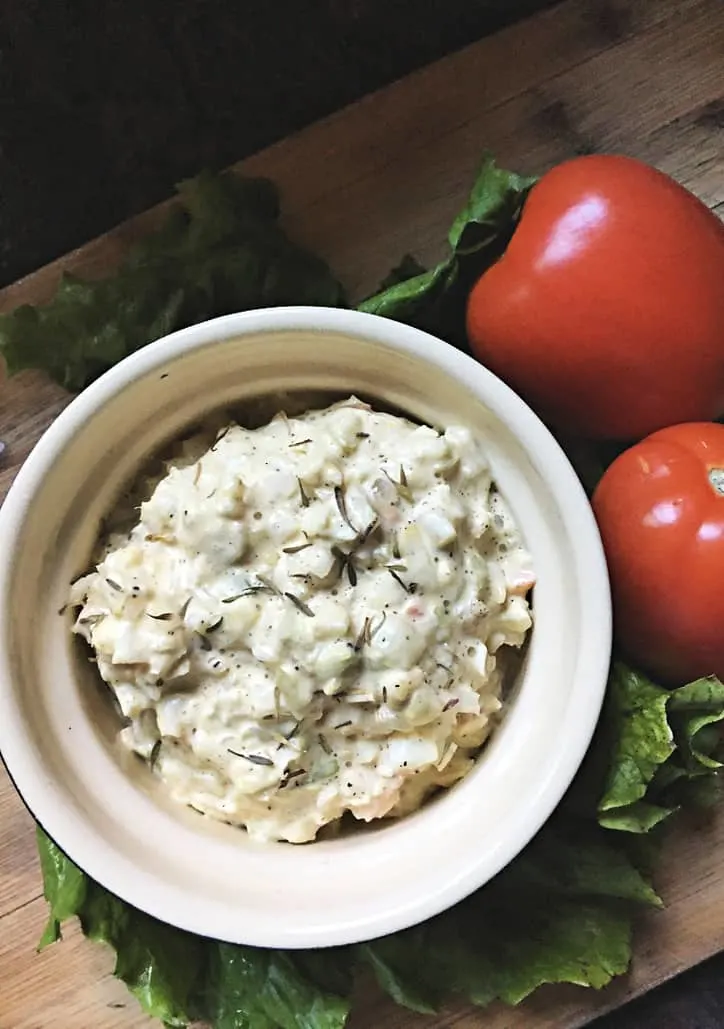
xmin=70 ymin=397 xmax=534 ymax=843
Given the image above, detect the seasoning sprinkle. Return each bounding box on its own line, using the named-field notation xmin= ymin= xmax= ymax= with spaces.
xmin=294 ymin=526 xmax=374 ymax=592
xmin=228 ymin=749 xmax=274 ymax=766
xmin=354 ymin=616 xmax=371 ymax=652
xmin=222 ymin=585 xmax=273 ymax=603
xmin=443 ymin=698 xmax=460 ymax=712
xmin=149 ymin=739 xmax=162 ymax=768
xmin=282 ymin=542 xmax=313 ymax=554
xmin=334 ymin=720 xmax=353 ymax=729
xmin=257 ymin=574 xmax=281 ymax=596
xmin=147 ymin=612 xmax=173 ymax=621
xmin=388 ymin=569 xmax=410 ymax=593
xmin=318 ymin=734 xmax=332 ymax=755
xmin=356 ymin=431 xmax=370 ymax=439
xmin=78 ymin=613 xmax=103 ymax=626
xmin=297 ymin=547 xmax=345 ymax=589
xmin=285 ymin=592 xmax=315 ymax=617
xmin=355 ymin=518 xmax=378 ymax=545
xmin=382 ymin=686 xmax=388 ymax=703
xmin=289 ymin=438 xmax=313 ymax=448
xmin=298 ymin=478 xmax=310 ymax=507
xmin=370 ymin=610 xmax=387 ymax=639
xmin=392 ymin=533 xmax=401 ymax=560
xmin=105 ymin=578 xmax=123 ymax=592
xmin=207 ymin=616 xmax=224 ymax=632
xmin=280 ymin=768 xmax=306 ymax=787
xmin=334 ymin=485 xmax=356 ymax=533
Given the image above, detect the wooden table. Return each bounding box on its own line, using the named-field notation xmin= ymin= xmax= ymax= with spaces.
xmin=1 ymin=1 xmax=723 ymax=1027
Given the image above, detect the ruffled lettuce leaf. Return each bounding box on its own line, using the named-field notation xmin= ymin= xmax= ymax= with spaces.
xmin=598 ymin=665 xmax=724 ymax=832
xmin=37 ymin=831 xmax=350 ymax=1029
xmin=357 ymin=818 xmax=657 ymax=1014
xmin=37 ymin=827 xmax=88 ymax=948
xmin=0 ymin=172 xmax=345 ymax=391
xmin=359 ymin=155 xmax=535 ymax=347
xmin=36 ymin=821 xmax=648 ymax=1027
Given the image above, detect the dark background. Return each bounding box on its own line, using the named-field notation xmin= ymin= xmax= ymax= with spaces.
xmin=0 ymin=0 xmax=557 ymax=288
xmin=1 ymin=0 xmax=724 ymax=1025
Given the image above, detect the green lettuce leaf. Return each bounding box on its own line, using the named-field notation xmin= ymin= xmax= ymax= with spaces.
xmin=598 ymin=665 xmax=724 ymax=831
xmin=668 ymin=676 xmax=724 ymax=770
xmin=37 ymin=825 xmax=88 ymax=948
xmin=82 ymin=887 xmax=208 ymax=1027
xmin=35 ymin=831 xmax=350 ymax=1029
xmin=359 ymin=155 xmax=535 ymax=347
xmin=205 ymin=946 xmax=350 ymax=1029
xmin=372 ymin=254 xmax=427 ymax=293
xmin=597 ymin=664 xmax=676 ymax=829
xmin=359 ymin=817 xmax=657 ymax=1014
xmin=37 ymin=830 xmax=208 ymax=1026
xmin=0 ymin=172 xmax=346 ymax=392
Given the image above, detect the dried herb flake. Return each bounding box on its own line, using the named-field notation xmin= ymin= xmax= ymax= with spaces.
xmin=282 ymin=542 xmax=313 ymax=554
xmin=285 ymin=592 xmax=315 ymax=617
xmin=228 ymin=750 xmax=274 ymax=766
xmin=388 ymin=569 xmax=410 ymax=593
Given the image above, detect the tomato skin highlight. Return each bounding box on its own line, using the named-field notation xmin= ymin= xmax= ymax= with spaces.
xmin=466 ymin=155 xmax=724 ymax=440
xmin=592 ymin=423 xmax=724 ymax=684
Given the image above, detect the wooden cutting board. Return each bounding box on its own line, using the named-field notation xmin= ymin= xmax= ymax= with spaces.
xmin=1 ymin=1 xmax=723 ymax=1027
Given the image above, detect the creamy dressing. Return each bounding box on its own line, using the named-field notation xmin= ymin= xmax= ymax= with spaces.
xmin=71 ymin=398 xmax=534 ymax=843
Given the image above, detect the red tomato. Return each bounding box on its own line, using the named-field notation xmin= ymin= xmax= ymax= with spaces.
xmin=466 ymin=155 xmax=724 ymax=440
xmin=592 ymin=423 xmax=724 ymax=684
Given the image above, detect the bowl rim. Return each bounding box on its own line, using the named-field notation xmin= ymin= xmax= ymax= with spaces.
xmin=0 ymin=306 xmax=612 ymax=947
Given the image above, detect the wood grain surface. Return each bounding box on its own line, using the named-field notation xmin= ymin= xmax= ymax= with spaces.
xmin=1 ymin=1 xmax=723 ymax=1027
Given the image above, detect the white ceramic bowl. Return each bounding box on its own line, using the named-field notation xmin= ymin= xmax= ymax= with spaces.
xmin=0 ymin=307 xmax=611 ymax=949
